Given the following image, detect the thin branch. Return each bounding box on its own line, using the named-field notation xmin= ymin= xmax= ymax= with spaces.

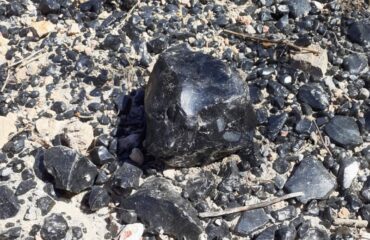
xmin=8 ymin=49 xmax=45 ymax=68
xmin=222 ymin=29 xmax=321 ymax=55
xmin=313 ymin=120 xmax=333 ymax=157
xmin=333 ymin=218 xmax=368 ymax=228
xmin=0 ymin=68 xmax=10 ymax=92
xmin=199 ymin=192 xmax=304 ymax=218
xmin=329 ymin=32 xmax=367 ymax=55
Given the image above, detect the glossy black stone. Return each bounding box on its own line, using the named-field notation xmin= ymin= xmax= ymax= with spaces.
xmin=15 ymin=179 xmax=37 ymax=196
xmin=284 ymin=157 xmax=336 ymax=203
xmin=347 ymin=21 xmax=370 ymax=46
xmin=234 ymin=208 xmax=269 ymax=236
xmin=297 ymin=84 xmax=329 ymax=111
xmin=266 ymin=113 xmax=288 ymax=140
xmin=39 ymin=0 xmax=60 ymax=15
xmin=89 ymin=146 xmax=115 ymax=166
xmin=119 ymin=209 xmax=137 ymax=224
xmin=271 ymin=205 xmax=297 ymax=221
xmin=36 ymin=196 xmax=56 ymax=216
xmin=88 ymin=187 xmax=111 ymax=211
xmin=145 ymin=44 xmax=256 ymax=167
xmin=275 ymin=225 xmax=297 ymax=240
xmin=121 ymin=177 xmax=203 ymax=239
xmin=80 ymin=0 xmax=102 ymax=13
xmin=324 ymin=116 xmax=362 ymax=148
xmin=206 ymin=220 xmax=231 ymax=240
xmin=184 ymin=172 xmax=215 ymax=201
xmin=0 ymin=186 xmax=20 ymax=219
xmin=43 ymin=146 xmax=98 ymax=193
xmin=110 ymin=162 xmax=142 ymax=195
xmin=41 ymin=213 xmax=69 ymax=240
xmin=51 ymin=101 xmax=67 ymax=113
xmin=342 ymin=53 xmax=368 ymax=74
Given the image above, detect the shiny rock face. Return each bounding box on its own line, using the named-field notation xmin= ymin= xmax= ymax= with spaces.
xmin=145 ymin=45 xmax=256 ymax=167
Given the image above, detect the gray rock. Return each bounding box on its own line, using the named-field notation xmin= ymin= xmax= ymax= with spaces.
xmin=290 ymin=44 xmax=328 ymax=78
xmin=121 ymin=177 xmax=203 ymax=239
xmin=145 ymin=44 xmax=256 ymax=167
xmin=43 ymin=146 xmax=98 ymax=193
xmin=286 ymin=0 xmax=311 ymax=18
xmin=324 ymin=116 xmax=362 ymax=148
xmin=110 ymin=162 xmax=142 ymax=195
xmin=297 ymin=84 xmax=329 ymax=111
xmin=0 ymin=185 xmax=20 ymax=219
xmin=234 ymin=208 xmax=269 ymax=236
xmin=284 ymin=157 xmax=336 ymax=203
xmin=338 ymin=159 xmax=360 ymax=189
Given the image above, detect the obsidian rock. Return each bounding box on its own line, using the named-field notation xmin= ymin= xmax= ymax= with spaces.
xmin=284 ymin=157 xmax=336 ymax=203
xmin=145 ymin=44 xmax=256 ymax=167
xmin=36 ymin=196 xmax=55 ymax=216
xmin=110 ymin=162 xmax=142 ymax=195
xmin=286 ymin=0 xmax=311 ymax=18
xmin=347 ymin=21 xmax=370 ymax=46
xmin=0 ymin=227 xmax=21 ymax=240
xmin=0 ymin=186 xmax=20 ymax=219
xmin=43 ymin=146 xmax=98 ymax=193
xmin=206 ymin=219 xmax=231 ymax=240
xmin=89 ymin=146 xmax=116 ymax=166
xmin=184 ymin=172 xmax=216 ymax=201
xmin=15 ymin=179 xmax=37 ymax=196
xmin=342 ymin=53 xmax=368 ymax=74
xmin=271 ymin=205 xmax=297 ymax=221
xmin=41 ymin=213 xmax=69 ymax=240
xmin=39 ymin=0 xmax=60 ymax=15
xmin=297 ymin=84 xmax=329 ymax=111
xmin=324 ymin=116 xmax=362 ymax=148
xmin=88 ymin=187 xmax=111 ymax=211
xmin=121 ymin=177 xmax=203 ymax=239
xmin=234 ymin=208 xmax=269 ymax=236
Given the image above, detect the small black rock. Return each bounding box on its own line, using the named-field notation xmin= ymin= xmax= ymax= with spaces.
xmin=51 ymin=101 xmax=67 ymax=114
xmin=36 ymin=196 xmax=56 ymax=216
xmin=297 ymin=84 xmax=329 ymax=111
xmin=284 ymin=157 xmax=336 ymax=203
xmin=110 ymin=162 xmax=142 ymax=195
xmin=15 ymin=179 xmax=37 ymax=196
xmin=342 ymin=53 xmax=368 ymax=74
xmin=324 ymin=116 xmax=362 ymax=148
xmin=347 ymin=21 xmax=370 ymax=46
xmin=89 ymin=146 xmax=116 ymax=166
xmin=88 ymin=187 xmax=111 ymax=211
xmin=39 ymin=0 xmax=60 ymax=15
xmin=0 ymin=186 xmax=20 ymax=219
xmin=41 ymin=213 xmax=69 ymax=240
xmin=234 ymin=208 xmax=269 ymax=236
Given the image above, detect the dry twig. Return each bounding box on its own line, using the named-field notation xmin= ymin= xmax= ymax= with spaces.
xmin=222 ymin=29 xmax=321 ymax=55
xmin=199 ymin=192 xmax=304 ymax=218
xmin=313 ymin=120 xmax=333 ymax=156
xmin=0 ymin=68 xmax=10 ymax=92
xmin=333 ymin=218 xmax=368 ymax=228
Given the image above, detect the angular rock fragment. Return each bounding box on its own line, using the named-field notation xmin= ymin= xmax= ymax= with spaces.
xmin=41 ymin=213 xmax=69 ymax=240
xmin=234 ymin=208 xmax=269 ymax=236
xmin=290 ymin=44 xmax=328 ymax=78
xmin=266 ymin=113 xmax=288 ymax=140
xmin=0 ymin=186 xmax=20 ymax=219
xmin=206 ymin=220 xmax=231 ymax=240
xmin=347 ymin=21 xmax=370 ymax=46
xmin=145 ymin=44 xmax=256 ymax=167
xmin=324 ymin=116 xmax=362 ymax=148
xmin=184 ymin=172 xmax=216 ymax=201
xmin=89 ymin=146 xmax=116 ymax=166
xmin=271 ymin=205 xmax=297 ymax=221
xmin=0 ymin=227 xmax=21 ymax=240
xmin=286 ymin=0 xmax=311 ymax=18
xmin=284 ymin=157 xmax=336 ymax=203
xmin=15 ymin=179 xmax=37 ymax=196
xmin=297 ymin=84 xmax=329 ymax=111
xmin=121 ymin=177 xmax=203 ymax=239
xmin=342 ymin=53 xmax=368 ymax=74
xmin=36 ymin=196 xmax=55 ymax=216
xmin=88 ymin=187 xmax=111 ymax=211
xmin=44 ymin=146 xmax=98 ymax=193
xmin=110 ymin=162 xmax=142 ymax=195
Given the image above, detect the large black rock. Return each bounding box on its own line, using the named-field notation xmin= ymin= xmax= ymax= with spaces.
xmin=145 ymin=45 xmax=256 ymax=167
xmin=44 ymin=146 xmax=98 ymax=193
xmin=347 ymin=21 xmax=370 ymax=46
xmin=324 ymin=116 xmax=362 ymax=148
xmin=121 ymin=177 xmax=204 ymax=239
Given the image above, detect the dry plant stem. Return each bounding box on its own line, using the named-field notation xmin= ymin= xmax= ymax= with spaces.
xmin=0 ymin=69 xmax=10 ymax=92
xmin=313 ymin=120 xmax=333 ymax=156
xmin=199 ymin=192 xmax=304 ymax=218
xmin=222 ymin=29 xmax=321 ymax=55
xmin=333 ymin=218 xmax=368 ymax=228
xmin=330 ymin=32 xmax=367 ymax=55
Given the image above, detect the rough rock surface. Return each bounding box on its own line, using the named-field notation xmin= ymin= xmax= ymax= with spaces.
xmin=145 ymin=44 xmax=256 ymax=167
xmin=0 ymin=185 xmax=20 ymax=219
xmin=290 ymin=44 xmax=328 ymax=77
xmin=234 ymin=208 xmax=270 ymax=236
xmin=121 ymin=177 xmax=204 ymax=239
xmin=324 ymin=116 xmax=362 ymax=148
xmin=285 ymin=157 xmax=336 ymax=203
xmin=43 ymin=146 xmax=98 ymax=193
